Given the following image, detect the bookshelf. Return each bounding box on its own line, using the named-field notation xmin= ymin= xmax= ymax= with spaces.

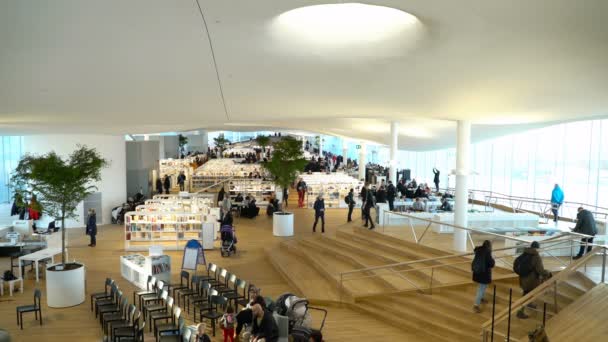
xmin=227 ymin=179 xmax=276 ymax=205
xmin=301 ymin=172 xmax=364 ymax=209
xmin=124 ymin=211 xmax=205 ymax=251
xmin=120 ymin=254 xmax=171 ymax=289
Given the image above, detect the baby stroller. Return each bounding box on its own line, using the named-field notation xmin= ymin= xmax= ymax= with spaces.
xmin=275 ymin=293 xmax=327 ymax=342
xmin=220 ymin=224 xmax=237 ymax=257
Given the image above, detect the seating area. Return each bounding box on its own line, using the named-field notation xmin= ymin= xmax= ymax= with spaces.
xmin=88 ymin=262 xmax=266 ymax=341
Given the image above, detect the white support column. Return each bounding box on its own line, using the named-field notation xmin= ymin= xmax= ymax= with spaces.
xmin=389 ymin=121 xmax=399 ymax=184
xmin=342 ymin=139 xmax=348 ymax=160
xmin=358 ymin=143 xmax=366 ymax=181
xmin=453 ymin=120 xmax=471 ymax=252
xmin=318 ymin=136 xmax=323 ymax=156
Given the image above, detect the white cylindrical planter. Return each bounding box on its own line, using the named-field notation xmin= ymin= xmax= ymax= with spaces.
xmin=46 ymin=263 xmax=86 ymax=308
xmin=273 ymin=212 xmax=294 ymax=237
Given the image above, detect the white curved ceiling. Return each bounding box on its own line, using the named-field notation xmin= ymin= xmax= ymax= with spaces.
xmin=1 ymin=0 xmax=607 ymax=150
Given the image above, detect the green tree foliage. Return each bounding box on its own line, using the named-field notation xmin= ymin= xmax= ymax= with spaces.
xmin=263 ymin=136 xmax=307 ymax=190
xmin=255 ymin=135 xmax=271 ymax=152
xmin=11 ymin=146 xmax=109 ymax=264
xmin=213 ymin=133 xmax=231 ymax=154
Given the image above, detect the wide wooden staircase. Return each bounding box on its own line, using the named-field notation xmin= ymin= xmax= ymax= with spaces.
xmin=266 ymin=226 xmax=601 ymax=341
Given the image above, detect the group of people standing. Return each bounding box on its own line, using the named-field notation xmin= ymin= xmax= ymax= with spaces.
xmin=155 ymin=173 xmax=187 ymax=194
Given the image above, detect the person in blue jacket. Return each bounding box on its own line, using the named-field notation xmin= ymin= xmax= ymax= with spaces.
xmin=312 ymin=194 xmax=325 ymax=233
xmin=550 ymin=184 xmax=564 ymax=223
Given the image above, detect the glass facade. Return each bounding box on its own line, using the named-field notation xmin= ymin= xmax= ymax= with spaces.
xmin=0 ymin=136 xmax=24 ymax=203
xmin=399 ymin=119 xmax=608 ymax=208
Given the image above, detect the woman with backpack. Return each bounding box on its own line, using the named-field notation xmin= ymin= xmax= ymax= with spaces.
xmin=472 ymin=240 xmax=495 ymax=313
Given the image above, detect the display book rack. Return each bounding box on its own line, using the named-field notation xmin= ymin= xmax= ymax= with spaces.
xmin=191 ymin=159 xmax=268 ymax=189
xmin=120 ymin=254 xmax=171 ymax=289
xmin=302 ymin=172 xmax=364 ymax=209
xmin=146 ymin=196 xmax=213 ymax=213
xmin=124 ymin=211 xmax=204 ymax=251
xmin=227 ymin=179 xmax=276 ymax=205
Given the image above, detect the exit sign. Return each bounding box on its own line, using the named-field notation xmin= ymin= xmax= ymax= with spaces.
xmin=355 ymin=145 xmax=361 ymax=149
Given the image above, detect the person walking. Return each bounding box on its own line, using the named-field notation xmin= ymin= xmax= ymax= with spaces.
xmin=433 ymin=168 xmax=440 ymax=192
xmin=282 ymin=187 xmax=289 ymax=209
xmin=163 ymin=175 xmax=171 ymax=194
xmin=514 ymin=241 xmax=551 ymax=319
xmin=297 ymin=179 xmax=307 ymax=208
xmin=86 ymin=208 xmax=97 ymax=247
xmin=156 ymin=178 xmax=163 ymax=194
xmin=472 ymin=240 xmax=495 ymax=313
xmin=360 ymin=184 xmax=368 ymax=222
xmin=550 ymin=184 xmax=564 ymax=223
xmin=346 ymin=188 xmax=355 ymax=222
xmin=387 ymin=181 xmax=397 ymax=211
xmin=363 ymin=188 xmax=376 ymax=229
xmin=177 ymin=171 xmax=186 ymax=192
xmin=312 ymin=194 xmax=325 ymax=233
xmin=572 ymin=207 xmax=597 ymax=259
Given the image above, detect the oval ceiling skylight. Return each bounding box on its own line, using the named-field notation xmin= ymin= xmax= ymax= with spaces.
xmin=269 ymin=3 xmax=424 ymax=59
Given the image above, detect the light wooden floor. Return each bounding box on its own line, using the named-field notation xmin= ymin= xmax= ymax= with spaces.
xmin=0 ymin=206 xmax=413 ymax=341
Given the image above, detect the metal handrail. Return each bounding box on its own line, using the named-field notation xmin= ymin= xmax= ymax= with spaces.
xmin=480 ymin=245 xmax=607 ymax=340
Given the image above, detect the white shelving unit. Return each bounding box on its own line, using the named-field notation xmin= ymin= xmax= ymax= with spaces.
xmin=301 ymin=172 xmax=364 ymax=209
xmin=124 ymin=211 xmax=205 ymax=251
xmin=120 ymin=254 xmax=171 ymax=289
xmin=227 ymin=179 xmax=276 ymax=206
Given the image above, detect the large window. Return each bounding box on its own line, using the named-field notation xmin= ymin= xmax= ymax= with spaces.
xmin=0 ymin=136 xmax=24 ymax=203
xmin=390 ymin=118 xmax=608 ymax=208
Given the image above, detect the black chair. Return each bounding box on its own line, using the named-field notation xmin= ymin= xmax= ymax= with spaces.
xmin=99 ymin=294 xmax=126 ymax=324
xmin=109 ymin=309 xmax=140 ymax=341
xmin=149 ymin=296 xmax=175 ymax=332
xmin=114 ymin=316 xmax=144 ymax=342
xmin=216 ymin=273 xmax=238 ymax=296
xmin=225 ymin=279 xmax=248 ymax=309
xmin=156 ymin=313 xmax=184 ymax=342
xmin=201 ymin=295 xmax=227 ymax=336
xmin=143 ymin=290 xmax=168 ymax=325
xmin=103 ymin=303 xmax=135 ymax=336
xmin=133 ymin=276 xmax=157 ymax=309
xmin=169 ymin=271 xmax=190 ymax=298
xmin=213 ymin=270 xmax=233 ymax=294
xmin=199 ymin=263 xmax=218 ymax=284
xmin=177 ymin=276 xmax=201 ymax=308
xmin=188 ymin=281 xmax=211 ymax=316
xmin=140 ymin=280 xmax=165 ymax=311
xmin=96 ymin=284 xmax=120 ymax=317
xmin=158 ymin=322 xmax=186 ymax=342
xmin=91 ymin=278 xmax=115 ymax=311
xmin=16 ymin=289 xmax=42 ymax=330
xmin=194 ymin=288 xmax=218 ymax=323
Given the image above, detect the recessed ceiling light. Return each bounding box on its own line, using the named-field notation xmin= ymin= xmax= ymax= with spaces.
xmin=270 ymin=3 xmax=424 ymax=59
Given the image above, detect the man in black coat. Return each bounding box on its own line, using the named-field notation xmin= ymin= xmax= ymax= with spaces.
xmin=363 ymin=189 xmax=376 ymax=230
xmin=156 ymin=178 xmax=163 ymax=194
xmin=163 ymin=175 xmax=171 ymax=194
xmin=346 ymin=188 xmax=355 ymax=222
xmin=572 ymin=207 xmax=597 ymax=259
xmin=433 ymin=168 xmax=440 ymax=192
xmin=251 ymin=304 xmax=279 ymax=342
xmin=360 ymin=184 xmax=368 ymax=222
xmin=472 ymin=240 xmax=495 ymax=313
xmin=387 ymin=181 xmax=397 ymax=211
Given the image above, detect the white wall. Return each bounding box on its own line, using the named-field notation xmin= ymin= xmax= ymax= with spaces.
xmin=22 ymin=135 xmax=126 ymax=228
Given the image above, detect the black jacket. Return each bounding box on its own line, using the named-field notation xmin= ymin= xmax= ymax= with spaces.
xmin=360 ymin=187 xmax=368 ymax=201
xmin=163 ymin=177 xmax=170 ymax=190
xmin=86 ymin=214 xmax=97 ymax=236
xmin=347 ymin=192 xmax=355 ymax=207
xmin=387 ymin=184 xmax=397 ymax=200
xmin=364 ymin=191 xmax=375 ymax=209
xmin=252 ymin=310 xmax=278 ymax=342
xmin=376 ymin=189 xmax=387 ymax=203
xmin=573 ymin=209 xmax=597 ymax=236
xmin=433 ymin=168 xmax=440 ymax=182
xmin=313 ymin=199 xmax=325 ymax=215
xmin=472 ymin=246 xmax=495 ymax=284
xmin=156 ymin=179 xmax=163 ymax=192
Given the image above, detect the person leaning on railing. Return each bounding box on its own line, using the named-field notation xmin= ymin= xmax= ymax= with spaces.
xmin=572 ymin=207 xmax=597 ymax=260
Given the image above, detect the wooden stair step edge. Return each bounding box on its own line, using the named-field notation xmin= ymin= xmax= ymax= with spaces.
xmin=350 ymin=302 xmax=454 ymax=342
xmin=347 ymin=227 xmax=452 ymax=257
xmin=362 ymin=299 xmax=479 ymax=341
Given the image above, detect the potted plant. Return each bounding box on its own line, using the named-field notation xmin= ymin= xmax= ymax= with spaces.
xmin=213 ymin=133 xmax=230 ymax=157
xmin=262 ymin=137 xmax=307 ymax=236
xmin=11 ymin=145 xmax=109 ymax=308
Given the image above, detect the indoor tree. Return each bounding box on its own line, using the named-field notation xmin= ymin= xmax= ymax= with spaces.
xmin=255 ymin=135 xmax=271 ymax=153
xmin=213 ymin=133 xmax=231 ymax=155
xmin=178 ymin=134 xmax=189 ymax=157
xmin=11 ymin=146 xmax=109 ymax=265
xmin=262 ymin=136 xmax=308 ymax=208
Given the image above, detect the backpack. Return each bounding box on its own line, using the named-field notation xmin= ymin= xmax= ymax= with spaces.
xmin=3 ymin=270 xmax=16 ymax=281
xmin=344 ymin=196 xmax=350 ymax=205
xmin=223 ymin=313 xmax=235 ymax=329
xmin=471 ymin=253 xmax=487 ymax=274
xmin=513 ymin=253 xmax=534 ymax=277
